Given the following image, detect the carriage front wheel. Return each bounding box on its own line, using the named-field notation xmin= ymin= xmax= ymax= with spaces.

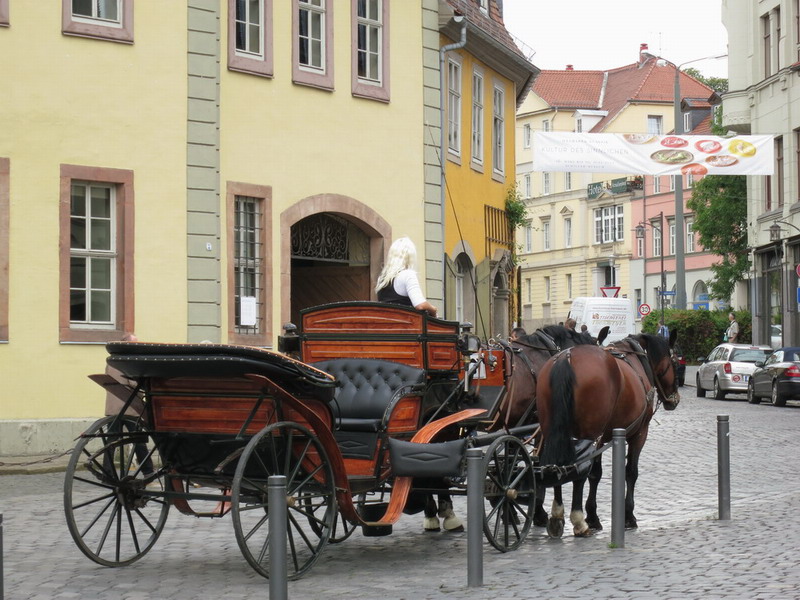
xmin=481 ymin=434 xmax=535 ymax=552
xmin=231 ymin=421 xmax=336 ymax=579
xmin=63 ymin=416 xmax=169 ymax=567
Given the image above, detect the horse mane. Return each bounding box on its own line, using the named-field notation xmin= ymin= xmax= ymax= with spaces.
xmin=633 ymin=333 xmax=671 ymax=366
xmin=537 ymin=325 xmax=594 ymax=348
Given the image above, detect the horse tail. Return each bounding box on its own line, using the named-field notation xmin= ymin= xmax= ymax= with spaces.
xmin=540 ymin=356 xmax=576 ymax=467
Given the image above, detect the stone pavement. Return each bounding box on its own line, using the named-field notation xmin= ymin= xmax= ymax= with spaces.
xmin=2 ymin=376 xmax=800 ymax=599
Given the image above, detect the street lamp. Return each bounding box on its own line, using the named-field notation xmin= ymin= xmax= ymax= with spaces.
xmin=669 ymin=54 xmax=728 ymax=310
xmin=636 ymin=211 xmax=666 ymax=326
xmin=769 ymin=219 xmax=800 ymax=241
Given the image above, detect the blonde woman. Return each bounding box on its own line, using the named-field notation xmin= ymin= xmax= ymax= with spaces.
xmin=375 ymin=237 xmax=438 ymax=317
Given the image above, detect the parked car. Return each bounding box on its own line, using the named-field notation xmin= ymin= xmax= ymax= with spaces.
xmin=747 ymin=346 xmax=800 ymax=407
xmin=696 ymin=343 xmax=773 ymax=399
xmin=673 ymin=344 xmax=686 ymax=387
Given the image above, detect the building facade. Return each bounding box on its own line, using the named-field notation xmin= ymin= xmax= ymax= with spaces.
xmin=0 ymin=0 xmax=449 ymax=454
xmin=722 ymin=0 xmax=800 ymax=348
xmin=515 ymin=48 xmax=716 ymax=331
xmin=439 ymin=0 xmax=537 ymax=339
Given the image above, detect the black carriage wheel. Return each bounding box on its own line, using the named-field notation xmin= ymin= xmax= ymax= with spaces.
xmin=231 ymin=421 xmax=335 ymax=580
xmin=64 ymin=416 xmax=169 ymax=567
xmin=481 ymin=435 xmax=535 ymax=552
xmin=303 ymin=496 xmax=357 ymax=544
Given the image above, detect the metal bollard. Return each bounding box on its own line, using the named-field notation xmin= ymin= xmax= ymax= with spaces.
xmin=466 ymin=447 xmax=483 ymax=588
xmin=717 ymin=415 xmax=731 ymax=520
xmin=268 ymin=476 xmax=288 ymax=600
xmin=610 ymin=428 xmax=626 ymax=548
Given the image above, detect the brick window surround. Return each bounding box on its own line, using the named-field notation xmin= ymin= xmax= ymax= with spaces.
xmin=227 ymin=0 xmax=274 ymax=78
xmin=292 ymin=0 xmax=335 ymax=90
xmin=62 ymin=0 xmax=134 ymax=44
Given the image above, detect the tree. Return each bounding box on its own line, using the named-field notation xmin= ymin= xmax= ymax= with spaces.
xmin=683 ymin=67 xmax=728 ymax=94
xmin=686 ymin=175 xmax=749 ymax=301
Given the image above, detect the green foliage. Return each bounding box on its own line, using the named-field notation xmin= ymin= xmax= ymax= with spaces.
xmin=642 ymin=309 xmax=751 ymax=362
xmin=686 ymin=175 xmax=749 ymax=301
xmin=505 ymin=184 xmax=527 ymax=231
xmin=683 ymin=67 xmax=728 ymax=94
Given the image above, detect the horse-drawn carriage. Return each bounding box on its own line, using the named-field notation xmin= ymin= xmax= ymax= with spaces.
xmin=64 ymin=301 xmax=680 ymax=579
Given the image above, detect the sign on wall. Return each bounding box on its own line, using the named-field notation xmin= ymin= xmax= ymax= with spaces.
xmin=534 ymin=132 xmax=774 ymax=175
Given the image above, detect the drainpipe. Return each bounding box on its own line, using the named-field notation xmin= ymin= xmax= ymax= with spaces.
xmin=439 ymin=16 xmax=467 ymax=313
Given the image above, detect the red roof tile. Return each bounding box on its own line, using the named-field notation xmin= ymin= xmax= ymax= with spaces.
xmin=443 ymin=0 xmax=527 ymax=62
xmin=531 ymin=55 xmax=716 ymax=133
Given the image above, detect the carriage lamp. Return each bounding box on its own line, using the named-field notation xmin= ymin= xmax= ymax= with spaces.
xmin=635 ymin=223 xmax=646 ymax=239
xmin=458 ymin=333 xmax=482 ymax=355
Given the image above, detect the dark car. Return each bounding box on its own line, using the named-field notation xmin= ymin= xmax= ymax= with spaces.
xmin=747 ymin=346 xmax=800 ymax=407
xmin=673 ymin=344 xmax=686 ymax=387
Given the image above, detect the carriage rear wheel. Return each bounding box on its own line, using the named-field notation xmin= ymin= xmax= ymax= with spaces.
xmin=231 ymin=421 xmax=335 ymax=579
xmin=64 ymin=416 xmax=169 ymax=567
xmin=481 ymin=435 xmax=535 ymax=552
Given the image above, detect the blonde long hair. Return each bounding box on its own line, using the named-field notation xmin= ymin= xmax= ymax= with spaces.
xmin=375 ymin=237 xmax=417 ymax=292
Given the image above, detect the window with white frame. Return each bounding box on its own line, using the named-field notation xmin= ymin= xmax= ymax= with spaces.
xmin=669 ymin=175 xmax=676 ymax=191
xmin=542 ymin=172 xmax=551 ymax=194
xmin=293 ymin=0 xmax=333 ymax=89
xmin=566 ymin=273 xmax=572 ymax=299
xmin=448 ymin=59 xmax=462 ymax=155
xmin=687 ymin=172 xmax=695 ymax=187
xmin=352 ymin=0 xmax=389 ymax=101
xmin=70 ymin=182 xmax=116 ymax=328
xmin=60 ymin=164 xmax=135 ymax=343
xmin=525 ymin=222 xmax=532 ymax=252
xmin=523 ymin=123 xmax=531 ymax=148
xmin=542 ymin=119 xmax=550 ymax=132
xmin=492 ymin=85 xmax=505 ymax=174
xmin=647 ymin=115 xmax=663 ymax=135
xmin=615 ymin=205 xmax=624 ymax=241
xmin=564 ymin=172 xmax=572 ymax=190
xmin=593 ymin=206 xmax=623 ymax=244
xmin=564 ymin=217 xmax=572 ymax=248
xmin=544 ymin=276 xmax=551 ymax=302
xmin=63 ymin=0 xmax=133 ymax=43
xmin=542 ymin=220 xmax=551 ymax=251
xmin=683 ymin=112 xmax=691 ymax=133
xmin=669 ymin=221 xmax=676 ymax=255
xmin=653 ymin=222 xmax=662 ymax=257
xmin=637 ymin=235 xmax=644 ymax=258
xmin=653 ymin=176 xmax=661 ymax=193
xmin=229 ymin=0 xmax=274 ymax=77
xmin=686 ymin=219 xmax=695 ymax=253
xmin=576 ymin=118 xmax=582 ymax=133
xmin=471 ymin=70 xmax=484 ymax=163
xmin=478 ymin=0 xmax=488 ymax=14
xmin=524 ymin=173 xmax=531 ymax=198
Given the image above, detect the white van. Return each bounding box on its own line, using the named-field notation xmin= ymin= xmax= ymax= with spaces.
xmin=568 ymin=297 xmax=636 ymax=344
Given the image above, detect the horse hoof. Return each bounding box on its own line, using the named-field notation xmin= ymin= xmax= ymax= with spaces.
xmin=573 ymin=526 xmax=593 ymax=538
xmin=444 ymin=523 xmax=464 ymax=533
xmin=533 ymin=509 xmax=549 ymax=527
xmin=546 ymin=518 xmax=564 ymax=539
xmin=424 ymin=516 xmax=440 ymax=532
xmin=587 ymin=519 xmax=603 ymax=532
xmin=625 ymin=520 xmax=638 ymax=530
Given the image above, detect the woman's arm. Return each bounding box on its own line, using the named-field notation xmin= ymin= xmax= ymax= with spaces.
xmin=397 ymin=270 xmax=437 ymax=316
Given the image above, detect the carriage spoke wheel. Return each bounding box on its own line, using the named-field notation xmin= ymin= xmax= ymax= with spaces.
xmin=303 ymin=496 xmax=357 ymax=544
xmin=481 ymin=435 xmax=535 ymax=552
xmin=64 ymin=416 xmax=169 ymax=567
xmin=231 ymin=422 xmax=335 ymax=580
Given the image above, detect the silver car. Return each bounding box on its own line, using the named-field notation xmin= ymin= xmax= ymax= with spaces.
xmin=697 ymin=343 xmax=773 ymax=399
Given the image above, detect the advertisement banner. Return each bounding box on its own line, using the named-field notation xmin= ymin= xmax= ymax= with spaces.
xmin=533 ymin=132 xmax=774 ymax=175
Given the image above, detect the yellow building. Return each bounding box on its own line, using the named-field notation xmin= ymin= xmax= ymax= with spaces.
xmin=438 ymin=0 xmax=537 ymax=339
xmin=515 ymin=48 xmax=714 ymax=330
xmin=0 ymin=0 xmax=445 ymax=455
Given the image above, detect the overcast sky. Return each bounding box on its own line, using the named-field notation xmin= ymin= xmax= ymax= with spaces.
xmin=502 ymin=0 xmax=729 ymax=78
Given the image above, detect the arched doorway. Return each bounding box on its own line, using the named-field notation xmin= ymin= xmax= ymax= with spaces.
xmin=280 ymin=194 xmax=391 ymax=328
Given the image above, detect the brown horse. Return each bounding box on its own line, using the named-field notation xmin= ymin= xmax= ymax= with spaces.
xmin=535 ymin=332 xmax=680 ymax=537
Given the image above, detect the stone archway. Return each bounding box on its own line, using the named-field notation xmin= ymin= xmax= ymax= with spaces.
xmin=280 ymin=194 xmax=391 ymax=328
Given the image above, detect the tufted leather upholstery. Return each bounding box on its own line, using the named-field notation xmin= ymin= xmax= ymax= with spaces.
xmin=312 ymin=359 xmax=425 ymax=431
xmin=311 ymin=359 xmax=426 ymax=459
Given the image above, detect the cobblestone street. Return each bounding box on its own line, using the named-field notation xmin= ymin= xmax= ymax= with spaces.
xmin=3 ymin=380 xmax=800 ymax=599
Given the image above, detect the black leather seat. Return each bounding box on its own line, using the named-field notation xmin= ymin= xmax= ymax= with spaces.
xmin=311 ymin=359 xmax=425 ymax=459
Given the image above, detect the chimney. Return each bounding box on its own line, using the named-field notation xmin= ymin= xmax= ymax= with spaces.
xmin=639 ymin=43 xmax=649 ymax=64
xmin=566 ymin=64 xmax=574 ymax=71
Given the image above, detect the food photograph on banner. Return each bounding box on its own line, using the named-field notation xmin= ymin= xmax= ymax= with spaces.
xmin=533 ymin=132 xmax=774 ymax=176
